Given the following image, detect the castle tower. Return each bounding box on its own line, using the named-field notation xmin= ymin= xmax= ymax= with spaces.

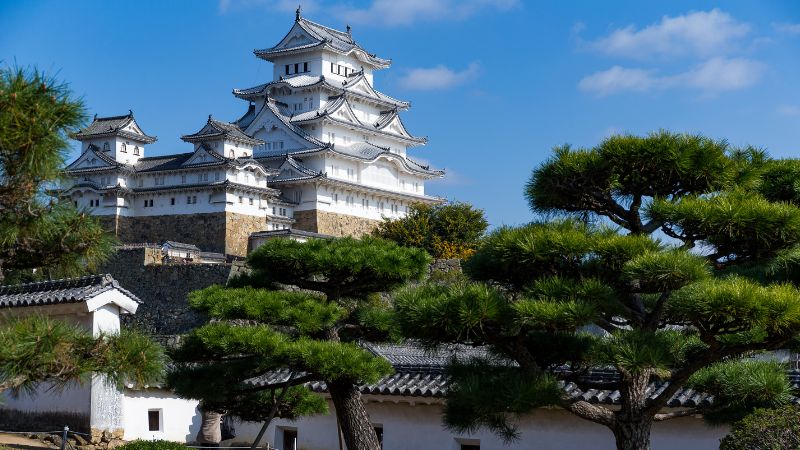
xmin=72 ymin=111 xmax=156 ymax=165
xmin=232 ymin=10 xmax=444 ymax=236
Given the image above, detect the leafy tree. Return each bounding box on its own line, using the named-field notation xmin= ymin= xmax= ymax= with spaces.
xmin=169 ymin=237 xmax=430 ymax=450
xmin=394 ymin=132 xmax=800 ymax=450
xmin=0 ymin=67 xmax=163 ymax=396
xmin=719 ymin=404 xmax=800 ymax=450
xmin=373 ymin=202 xmax=488 ymax=258
xmin=0 ymin=314 xmax=165 ymax=394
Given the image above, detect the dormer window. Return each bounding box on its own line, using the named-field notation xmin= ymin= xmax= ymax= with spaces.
xmin=121 ymin=143 xmax=127 ymax=153
xmin=103 ymin=142 xmax=110 ymax=152
xmin=134 ymin=146 xmax=140 ymax=156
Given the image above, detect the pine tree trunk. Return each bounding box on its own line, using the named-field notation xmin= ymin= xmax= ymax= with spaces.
xmin=613 ymin=371 xmax=653 ymax=450
xmin=612 ymin=420 xmax=652 ymax=450
xmin=327 ymin=379 xmax=381 ymax=450
xmin=321 ymin=325 xmax=381 ymax=450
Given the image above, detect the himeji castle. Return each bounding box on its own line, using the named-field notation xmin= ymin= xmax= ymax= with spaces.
xmin=62 ymin=8 xmax=444 ymax=256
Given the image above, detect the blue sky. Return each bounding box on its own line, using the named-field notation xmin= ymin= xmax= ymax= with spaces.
xmin=2 ymin=0 xmax=800 ymax=227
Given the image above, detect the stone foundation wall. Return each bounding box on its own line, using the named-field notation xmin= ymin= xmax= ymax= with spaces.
xmin=96 ymin=213 xmax=265 ymax=256
xmin=293 ymin=209 xmax=380 ymax=237
xmin=100 ymin=249 xmax=235 ymax=334
xmin=225 ymin=212 xmax=267 ymax=256
xmin=113 ymin=213 xmax=227 ymax=253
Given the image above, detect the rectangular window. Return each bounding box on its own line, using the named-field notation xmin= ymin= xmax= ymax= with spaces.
xmin=461 ymin=445 xmax=480 ymax=450
xmin=374 ymin=426 xmax=383 ymax=449
xmin=181 ymin=175 xmax=186 ymax=184
xmin=331 ymin=62 xmax=335 ymax=73
xmin=192 ymin=196 xmax=197 ymax=204
xmin=187 ymin=196 xmax=191 ymax=204
xmin=249 ymin=197 xmax=253 ymax=205
xmin=282 ymin=429 xmax=297 ymax=450
xmin=239 ymin=196 xmax=243 ymax=204
xmin=272 ymin=207 xmax=276 ymax=215
xmin=147 ymin=410 xmax=161 ymax=432
xmin=303 ymin=62 xmax=308 ymax=72
xmin=285 ymin=65 xmax=290 ymax=75
xmin=294 ymin=63 xmax=299 ymax=74
xmin=170 ymin=197 xmax=175 ymax=205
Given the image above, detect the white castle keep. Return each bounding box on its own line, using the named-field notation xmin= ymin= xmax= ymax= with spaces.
xmin=63 ymin=8 xmax=444 ymax=256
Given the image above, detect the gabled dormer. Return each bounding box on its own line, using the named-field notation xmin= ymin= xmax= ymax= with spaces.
xmin=181 ymin=115 xmax=265 ymax=159
xmin=71 ymin=111 xmax=156 ymax=165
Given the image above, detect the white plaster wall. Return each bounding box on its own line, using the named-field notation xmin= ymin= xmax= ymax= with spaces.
xmin=0 ymin=383 xmax=92 ymax=417
xmin=231 ymin=400 xmax=726 ymax=450
xmin=122 ymin=390 xmax=201 ymax=442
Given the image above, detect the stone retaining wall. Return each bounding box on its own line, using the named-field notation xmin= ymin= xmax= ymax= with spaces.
xmin=100 ymin=249 xmax=234 ymax=334
xmin=294 ymin=209 xmax=380 ymax=237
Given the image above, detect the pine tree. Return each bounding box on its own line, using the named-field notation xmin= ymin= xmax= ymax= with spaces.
xmin=394 ymin=132 xmax=800 ymax=450
xmin=169 ymin=237 xmax=430 ymax=450
xmin=0 ymin=66 xmax=164 ymax=396
xmin=0 ymin=67 xmax=114 ymax=283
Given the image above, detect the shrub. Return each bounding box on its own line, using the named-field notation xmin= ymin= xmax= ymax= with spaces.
xmin=373 ymin=202 xmax=488 ymax=259
xmin=117 ymin=440 xmax=188 ymax=450
xmin=719 ymin=404 xmax=800 ymax=450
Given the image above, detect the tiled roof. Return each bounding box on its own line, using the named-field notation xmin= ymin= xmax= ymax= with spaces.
xmin=245 ymin=342 xmax=800 ymax=406
xmin=163 ymin=241 xmax=201 ymax=252
xmin=254 ymin=16 xmax=390 ymax=68
xmin=233 ymin=75 xmax=408 ymax=109
xmin=0 ymin=274 xmax=141 ymax=308
xmin=72 ymin=111 xmax=157 ymax=144
xmin=181 ymin=116 xmax=264 ymax=146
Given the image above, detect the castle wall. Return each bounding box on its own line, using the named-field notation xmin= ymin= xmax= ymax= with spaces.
xmin=100 ymin=248 xmax=239 ymax=335
xmin=113 ymin=213 xmax=227 ymax=252
xmin=225 ymin=212 xmax=267 ymax=256
xmin=294 ymin=209 xmax=379 ymax=237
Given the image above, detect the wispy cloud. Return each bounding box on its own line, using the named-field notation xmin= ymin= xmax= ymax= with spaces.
xmin=778 ymin=105 xmax=800 ymax=116
xmin=579 ymin=57 xmax=765 ymax=97
xmin=334 ymin=0 xmax=519 ymax=27
xmin=587 ymin=9 xmax=750 ymax=60
xmin=773 ymin=22 xmax=800 ymax=35
xmin=398 ymin=62 xmax=480 ymax=91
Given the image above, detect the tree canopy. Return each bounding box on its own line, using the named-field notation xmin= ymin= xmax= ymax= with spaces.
xmin=0 ymin=67 xmax=114 ymax=283
xmin=169 ymin=237 xmax=430 ymax=450
xmin=373 ymin=202 xmax=488 ymax=259
xmin=0 ymin=66 xmax=164 ymax=397
xmin=394 ymin=131 xmax=800 ymax=450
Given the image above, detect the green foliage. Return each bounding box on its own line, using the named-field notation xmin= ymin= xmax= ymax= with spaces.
xmin=0 ymin=66 xmax=115 ymax=282
xmin=373 ymin=202 xmax=488 ymax=258
xmin=0 ymin=315 xmax=165 ymax=393
xmin=688 ymin=360 xmax=793 ymax=424
xmin=719 ymin=404 xmax=800 ymax=450
xmin=649 ymin=191 xmax=800 ymax=263
xmin=246 ymin=236 xmax=430 ymax=299
xmin=171 ymin=237 xmax=428 ymax=433
xmin=526 ymin=131 xmax=732 ymax=232
xmin=668 ymin=277 xmax=800 ymax=340
xmin=444 ymin=359 xmax=563 ymax=442
xmin=756 ymin=159 xmax=800 ymax=206
xmin=394 ymin=131 xmax=800 ymax=450
xmin=116 ymin=440 xmax=188 ymax=450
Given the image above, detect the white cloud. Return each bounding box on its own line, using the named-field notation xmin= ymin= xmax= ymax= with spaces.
xmin=398 ymin=62 xmax=480 ymax=91
xmin=579 ymin=57 xmax=764 ymax=97
xmin=335 ymin=0 xmax=518 ymax=27
xmin=774 ymin=22 xmax=800 ymax=35
xmin=578 ymin=66 xmax=656 ymax=96
xmin=588 ymin=9 xmax=750 ymax=59
xmin=778 ymin=105 xmax=800 ymax=116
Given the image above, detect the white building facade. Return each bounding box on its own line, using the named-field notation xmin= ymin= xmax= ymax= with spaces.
xmin=63 ymin=11 xmax=443 ymax=254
